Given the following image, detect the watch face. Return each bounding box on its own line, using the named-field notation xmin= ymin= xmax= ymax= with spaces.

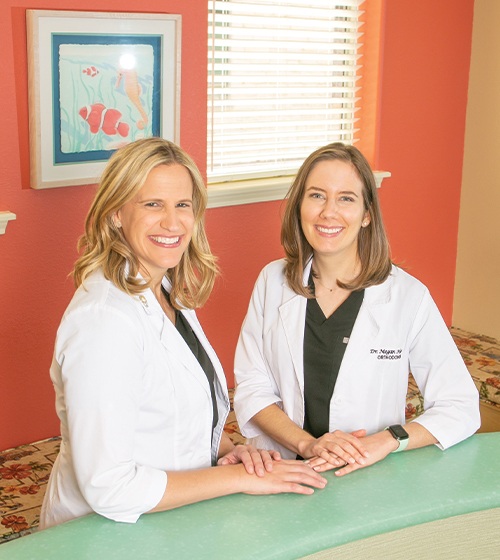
xmin=388 ymin=424 xmax=409 ymax=440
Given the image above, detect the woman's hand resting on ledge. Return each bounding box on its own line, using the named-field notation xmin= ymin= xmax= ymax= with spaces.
xmin=240 ymin=460 xmax=327 ymax=496
xmin=218 ymin=444 xmax=281 ymax=476
xmin=306 ymin=423 xmax=438 ymax=476
xmin=306 ymin=430 xmax=397 ymax=475
xmin=299 ymin=429 xmax=370 ymax=469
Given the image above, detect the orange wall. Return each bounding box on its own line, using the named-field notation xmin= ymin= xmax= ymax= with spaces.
xmin=376 ymin=0 xmax=474 ymax=319
xmin=0 ymin=0 xmax=474 ymax=450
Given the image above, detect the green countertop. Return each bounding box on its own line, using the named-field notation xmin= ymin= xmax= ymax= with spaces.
xmin=1 ymin=432 xmax=499 ymax=560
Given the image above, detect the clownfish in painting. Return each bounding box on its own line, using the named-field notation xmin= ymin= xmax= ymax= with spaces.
xmin=79 ymin=103 xmax=130 ymax=138
xmin=82 ymin=66 xmax=99 ymax=77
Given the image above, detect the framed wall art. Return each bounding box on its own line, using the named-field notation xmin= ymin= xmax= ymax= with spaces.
xmin=26 ymin=10 xmax=181 ymax=189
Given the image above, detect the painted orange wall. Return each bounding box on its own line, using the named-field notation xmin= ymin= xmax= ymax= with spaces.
xmin=0 ymin=0 xmax=474 ymax=450
xmin=376 ymin=1 xmax=474 ymax=319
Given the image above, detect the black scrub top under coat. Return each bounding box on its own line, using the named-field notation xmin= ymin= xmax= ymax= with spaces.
xmin=174 ymin=310 xmax=219 ymax=437
xmin=303 ymin=277 xmax=364 ymax=439
xmin=162 ymin=287 xmax=219 ymax=438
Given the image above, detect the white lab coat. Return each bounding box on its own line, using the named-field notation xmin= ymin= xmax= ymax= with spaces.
xmin=234 ymin=259 xmax=480 ymax=458
xmin=40 ymin=269 xmax=229 ymax=529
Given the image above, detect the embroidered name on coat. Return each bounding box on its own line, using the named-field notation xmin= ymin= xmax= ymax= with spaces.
xmin=370 ymin=348 xmax=402 ymax=360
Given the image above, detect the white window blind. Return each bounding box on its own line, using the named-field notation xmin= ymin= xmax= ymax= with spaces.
xmin=207 ymin=0 xmax=364 ymax=184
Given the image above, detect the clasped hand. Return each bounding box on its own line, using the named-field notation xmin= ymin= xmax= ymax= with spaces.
xmin=306 ymin=430 xmax=396 ymax=476
xmin=299 ymin=429 xmax=369 ymax=469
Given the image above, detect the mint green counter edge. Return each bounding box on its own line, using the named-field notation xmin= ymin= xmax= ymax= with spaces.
xmin=1 ymin=432 xmax=499 ymax=560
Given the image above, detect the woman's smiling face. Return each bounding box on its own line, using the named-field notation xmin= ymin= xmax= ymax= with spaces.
xmin=300 ymin=159 xmax=370 ymax=262
xmin=115 ymin=164 xmax=195 ymax=283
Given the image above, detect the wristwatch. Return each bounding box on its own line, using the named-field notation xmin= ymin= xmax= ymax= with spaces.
xmin=385 ymin=424 xmax=409 ymax=453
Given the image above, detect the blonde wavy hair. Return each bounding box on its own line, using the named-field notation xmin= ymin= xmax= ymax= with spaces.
xmin=73 ymin=137 xmax=219 ymax=309
xmin=281 ymin=142 xmax=392 ymax=296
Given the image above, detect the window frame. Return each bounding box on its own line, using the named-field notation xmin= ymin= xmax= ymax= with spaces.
xmin=207 ymin=171 xmax=391 ymax=208
xmin=206 ymin=0 xmax=387 ymax=208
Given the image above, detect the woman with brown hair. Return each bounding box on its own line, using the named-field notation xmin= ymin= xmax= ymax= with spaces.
xmin=234 ymin=142 xmax=480 ymax=475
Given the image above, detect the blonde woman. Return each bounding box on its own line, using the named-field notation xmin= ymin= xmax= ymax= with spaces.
xmin=41 ymin=138 xmax=326 ymax=529
xmin=234 ymin=143 xmax=480 ymax=475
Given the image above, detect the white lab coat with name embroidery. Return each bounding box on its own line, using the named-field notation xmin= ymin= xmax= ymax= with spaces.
xmin=234 ymin=259 xmax=480 ymax=458
xmin=40 ymin=269 xmax=229 ymax=529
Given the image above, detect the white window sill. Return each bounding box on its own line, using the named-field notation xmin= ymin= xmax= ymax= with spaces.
xmin=207 ymin=171 xmax=391 ymax=209
xmin=0 ymin=211 xmax=16 ymax=235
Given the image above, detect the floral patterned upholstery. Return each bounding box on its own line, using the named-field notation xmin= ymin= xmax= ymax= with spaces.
xmin=0 ymin=438 xmax=59 ymax=543
xmin=450 ymin=327 xmax=500 ymax=407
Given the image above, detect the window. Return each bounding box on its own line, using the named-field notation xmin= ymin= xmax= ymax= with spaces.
xmin=207 ymin=0 xmax=384 ymax=208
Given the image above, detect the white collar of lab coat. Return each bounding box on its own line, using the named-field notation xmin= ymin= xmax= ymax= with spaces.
xmin=297 ymin=256 xmax=395 ymax=307
xmin=277 ymin=259 xmax=396 ymax=383
xmin=131 ymin=270 xmax=226 ymax=400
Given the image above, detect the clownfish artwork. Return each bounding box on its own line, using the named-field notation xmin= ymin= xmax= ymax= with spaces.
xmin=82 ymin=66 xmax=99 ymax=78
xmin=79 ymin=103 xmax=130 ymax=137
xmin=116 ymin=68 xmax=149 ymax=130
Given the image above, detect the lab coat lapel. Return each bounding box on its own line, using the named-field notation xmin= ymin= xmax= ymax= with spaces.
xmin=278 ymin=260 xmax=312 ymax=390
xmin=337 ymin=269 xmax=394 ymax=374
xmin=137 ymin=282 xmax=212 ymax=397
xmin=358 ymin=269 xmax=394 ymax=335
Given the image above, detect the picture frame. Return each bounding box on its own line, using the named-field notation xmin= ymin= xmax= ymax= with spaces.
xmin=26 ymin=10 xmax=181 ymax=190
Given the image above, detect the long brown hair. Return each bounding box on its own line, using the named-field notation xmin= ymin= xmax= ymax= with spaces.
xmin=73 ymin=138 xmax=219 ymax=309
xmin=281 ymin=142 xmax=392 ymax=296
